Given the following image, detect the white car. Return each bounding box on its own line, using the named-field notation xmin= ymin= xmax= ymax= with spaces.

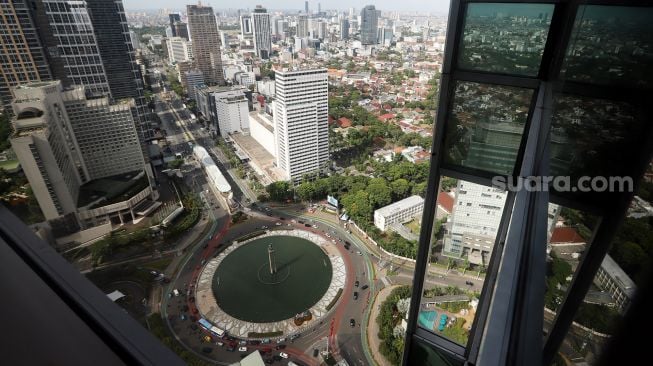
xmin=238 ymin=346 xmax=248 ymax=352
xmin=312 ymin=225 xmax=318 ymax=228
xmin=276 ymin=222 xmax=282 ymax=226
xmin=279 ymin=352 xmax=289 ymax=359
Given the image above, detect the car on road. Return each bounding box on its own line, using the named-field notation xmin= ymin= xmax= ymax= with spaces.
xmin=279 ymin=352 xmax=289 ymax=359
xmin=217 ymin=342 xmax=224 ymax=347
xmin=202 ymin=347 xmax=212 ymax=354
xmin=249 ymin=340 xmax=260 ymax=345
xmin=304 ymin=223 xmax=311 ymax=227
xmin=361 ymin=284 xmax=369 ymax=290
xmin=289 ymin=334 xmax=300 ymax=341
xmin=275 ymin=344 xmax=286 ymax=350
xmin=350 ymin=319 xmax=356 ymax=327
xmin=356 ymin=251 xmax=363 ymax=256
xmin=353 ymin=292 xmax=358 ymax=300
xmin=275 ymin=222 xmax=282 ymax=226
xmin=238 ymin=340 xmax=247 ymax=345
xmin=238 ymin=346 xmax=248 ymax=352
xmin=261 ymin=338 xmax=271 ymax=344
xmin=313 ymin=349 xmax=319 ymax=357
xmin=355 ymin=280 xmax=359 ymax=287
xmin=261 ymin=226 xmax=268 ymax=229
xmin=312 ymin=224 xmax=318 ymax=228
xmin=466 ymin=281 xmax=474 ymax=286
xmin=276 ymin=338 xmax=286 ymax=343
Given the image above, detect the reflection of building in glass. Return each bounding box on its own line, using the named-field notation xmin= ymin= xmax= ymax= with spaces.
xmin=464 ymin=121 xmax=524 ymax=174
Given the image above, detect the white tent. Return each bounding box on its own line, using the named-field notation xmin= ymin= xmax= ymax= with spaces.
xmin=106 ymin=290 xmax=126 ymax=302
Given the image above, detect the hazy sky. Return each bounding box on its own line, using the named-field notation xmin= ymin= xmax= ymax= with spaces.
xmin=123 ymin=0 xmax=451 ymax=14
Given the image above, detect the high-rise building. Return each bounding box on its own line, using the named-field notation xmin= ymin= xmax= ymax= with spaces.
xmin=297 ymin=14 xmax=309 ymax=38
xmin=166 ymin=37 xmax=193 ymax=64
xmin=304 ymin=1 xmax=309 ymax=14
xmin=0 ymin=0 xmax=52 ymax=112
xmin=340 ymin=19 xmax=350 ymax=40
xmin=240 ymin=14 xmax=253 ymax=37
xmin=174 ymin=22 xmax=189 ymax=41
xmin=251 ymin=6 xmax=272 ymax=59
xmin=10 ymin=81 xmax=145 ymax=220
xmin=187 ymin=4 xmax=225 ymax=86
xmin=317 ymin=21 xmax=327 ymax=40
xmin=443 ymin=181 xmax=507 ymax=265
xmin=169 ymin=13 xmax=181 ymax=37
xmin=360 ymin=5 xmax=379 ymax=45
xmin=30 ymin=0 xmax=153 ymax=145
xmin=214 ymin=89 xmax=250 ymax=138
xmin=274 ymin=68 xmax=329 ymax=182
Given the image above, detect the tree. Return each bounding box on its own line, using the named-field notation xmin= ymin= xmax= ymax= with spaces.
xmin=390 ymin=179 xmax=410 ymax=200
xmin=367 ymin=178 xmax=392 ymax=208
xmin=342 ymin=191 xmax=372 ymax=223
xmin=266 ymin=181 xmax=293 ymax=202
xmin=296 ymin=182 xmax=316 ymax=201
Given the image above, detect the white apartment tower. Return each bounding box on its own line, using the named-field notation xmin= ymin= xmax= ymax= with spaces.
xmin=274 ymin=68 xmax=329 ymax=182
xmin=443 ymin=181 xmax=507 ymax=264
xmin=251 ymin=6 xmax=272 ymax=59
xmin=166 ymin=37 xmax=193 ymax=64
xmin=215 ymin=90 xmax=250 ymax=138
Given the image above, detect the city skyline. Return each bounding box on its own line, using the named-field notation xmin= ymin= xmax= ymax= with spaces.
xmin=123 ymin=0 xmax=451 ymax=13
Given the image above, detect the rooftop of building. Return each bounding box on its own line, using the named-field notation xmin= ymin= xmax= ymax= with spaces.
xmin=77 ymin=171 xmax=148 ymax=209
xmin=601 ymin=254 xmax=637 ymax=297
xmin=375 ymin=195 xmax=424 ymax=217
xmin=437 ymin=191 xmax=454 ymax=213
xmin=550 ymin=227 xmax=586 ymax=244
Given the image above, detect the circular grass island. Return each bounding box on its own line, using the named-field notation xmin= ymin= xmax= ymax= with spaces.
xmin=212 ymin=235 xmax=333 ymax=323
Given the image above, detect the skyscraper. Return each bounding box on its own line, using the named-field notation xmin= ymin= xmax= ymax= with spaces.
xmin=297 ymin=14 xmax=309 ymax=38
xmin=240 ymin=14 xmax=253 ymax=37
xmin=169 ymin=13 xmax=181 ymax=37
xmin=187 ymin=4 xmax=225 ymax=86
xmin=304 ymin=1 xmax=309 ymax=14
xmin=340 ymin=19 xmax=350 ymax=40
xmin=0 ymin=0 xmax=52 ymax=112
xmin=360 ymin=5 xmax=380 ymax=45
xmin=252 ymin=6 xmax=272 ymax=59
xmin=174 ymin=22 xmax=189 ymax=41
xmin=10 ymin=81 xmax=145 ymax=220
xmin=274 ymin=68 xmax=329 ymax=182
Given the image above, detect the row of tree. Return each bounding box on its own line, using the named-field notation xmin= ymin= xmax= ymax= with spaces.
xmin=376 ymin=285 xmax=412 ymax=366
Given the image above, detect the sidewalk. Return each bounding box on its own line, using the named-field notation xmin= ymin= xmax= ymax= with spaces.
xmin=367 ymin=285 xmax=399 ymax=366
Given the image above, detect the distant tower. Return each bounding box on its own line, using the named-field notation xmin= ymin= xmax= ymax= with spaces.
xmin=268 ymin=244 xmax=277 ymax=274
xmin=305 ymin=1 xmax=309 ymax=14
xmin=360 ymin=5 xmax=380 ymax=45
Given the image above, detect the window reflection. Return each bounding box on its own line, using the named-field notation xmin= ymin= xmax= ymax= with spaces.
xmin=561 ymin=6 xmax=653 ymax=89
xmin=458 ymin=3 xmax=553 ymax=76
xmin=550 ymin=95 xmax=646 ymax=201
xmin=443 ymin=81 xmax=533 ymax=176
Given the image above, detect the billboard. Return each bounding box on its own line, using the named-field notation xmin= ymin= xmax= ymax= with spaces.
xmin=327 ymin=195 xmax=339 ymax=208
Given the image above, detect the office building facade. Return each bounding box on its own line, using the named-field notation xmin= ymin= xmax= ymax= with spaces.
xmin=168 ymin=13 xmax=181 ymax=37
xmin=0 ymin=0 xmax=52 ymax=112
xmin=360 ymin=5 xmax=379 ymax=45
xmin=214 ymin=90 xmax=250 ymax=138
xmin=274 ymin=68 xmax=329 ymax=182
xmin=296 ymin=14 xmax=309 ymax=38
xmin=340 ymin=19 xmax=350 ymax=40
xmin=187 ymin=4 xmax=224 ymax=86
xmin=174 ymin=22 xmax=189 ymax=41
xmin=251 ymin=6 xmax=272 ymax=59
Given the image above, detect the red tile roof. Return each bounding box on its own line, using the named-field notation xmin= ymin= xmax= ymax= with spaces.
xmin=550 ymin=227 xmax=585 ymax=244
xmin=437 ymin=192 xmax=454 ymax=213
xmin=378 ymin=113 xmax=396 ymax=121
xmin=338 ymin=117 xmax=352 ymax=128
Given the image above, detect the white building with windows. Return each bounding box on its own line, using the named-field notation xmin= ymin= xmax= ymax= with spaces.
xmin=215 ymin=89 xmax=249 ymax=138
xmin=596 ymin=254 xmax=637 ymax=313
xmin=443 ymin=181 xmax=507 ymax=264
xmin=374 ymin=195 xmax=425 ymax=232
xmin=166 ymin=37 xmax=192 ymax=64
xmin=274 ymin=68 xmax=329 ymax=182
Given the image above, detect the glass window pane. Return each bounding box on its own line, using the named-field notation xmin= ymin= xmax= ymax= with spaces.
xmin=561 ymin=6 xmax=653 ymax=89
xmin=550 ymin=94 xmax=647 ymax=203
xmin=417 ymin=177 xmax=507 ymax=346
xmin=407 ymin=336 xmax=465 ymax=366
xmin=443 ymin=81 xmax=533 ymax=176
xmin=458 ymin=3 xmax=554 ymax=76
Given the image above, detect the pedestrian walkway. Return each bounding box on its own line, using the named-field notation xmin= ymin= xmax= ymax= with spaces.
xmin=367 ymin=285 xmax=399 ymax=366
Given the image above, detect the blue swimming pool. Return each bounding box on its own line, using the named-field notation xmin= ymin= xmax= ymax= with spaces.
xmin=418 ymin=310 xmax=437 ymax=329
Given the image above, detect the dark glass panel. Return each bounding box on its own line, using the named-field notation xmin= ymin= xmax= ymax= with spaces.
xmin=561 ymin=6 xmax=653 ymax=89
xmin=458 ymin=3 xmax=554 ymax=76
xmin=443 ymin=81 xmax=533 ymax=176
